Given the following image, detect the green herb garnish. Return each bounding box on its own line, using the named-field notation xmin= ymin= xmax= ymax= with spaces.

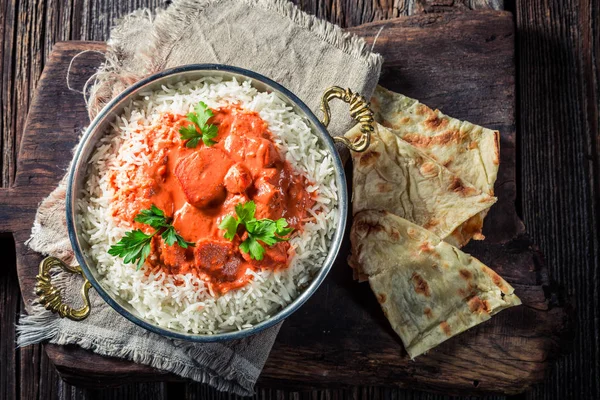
xmin=134 ymin=204 xmax=168 ymax=228
xmin=108 ymin=205 xmax=194 ymax=270
xmin=107 ymin=230 xmax=154 ymax=270
xmin=218 ymin=201 xmax=294 ymax=261
xmin=179 ymin=101 xmax=218 ymax=148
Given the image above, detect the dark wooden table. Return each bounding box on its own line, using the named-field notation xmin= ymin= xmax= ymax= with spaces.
xmin=1 ymin=1 xmax=598 ymax=399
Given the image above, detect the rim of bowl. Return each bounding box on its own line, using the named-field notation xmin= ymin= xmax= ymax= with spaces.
xmin=66 ymin=64 xmax=348 ymax=342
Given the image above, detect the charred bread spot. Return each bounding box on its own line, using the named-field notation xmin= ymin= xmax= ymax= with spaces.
xmin=440 ymin=321 xmax=452 ymax=336
xmin=359 ymin=151 xmax=381 ymax=166
xmin=468 ymin=296 xmax=491 ymax=314
xmin=412 ymin=272 xmax=431 ymax=297
xmin=459 ymin=269 xmax=473 ymax=280
xmin=482 ymin=266 xmax=509 ymax=293
xmin=419 ymin=161 xmax=438 ymax=177
xmin=423 ymin=218 xmax=440 ymax=230
xmin=448 ymin=177 xmax=478 ymax=197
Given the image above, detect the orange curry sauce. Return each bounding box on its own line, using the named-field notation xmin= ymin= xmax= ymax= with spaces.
xmin=109 ymin=106 xmax=315 ymax=295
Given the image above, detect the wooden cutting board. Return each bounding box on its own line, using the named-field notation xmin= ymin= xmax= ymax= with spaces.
xmin=0 ymin=10 xmax=571 ymax=395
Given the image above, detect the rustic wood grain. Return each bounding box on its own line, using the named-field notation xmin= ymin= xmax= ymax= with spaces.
xmin=0 ymin=239 xmax=18 ymax=400
xmin=289 ymin=0 xmax=503 ymax=27
xmin=0 ymin=3 xmax=527 ymax=400
xmin=2 ymin=1 xmax=598 ymax=400
xmin=0 ymin=0 xmax=164 ymax=190
xmin=516 ymin=1 xmax=600 ymax=400
xmin=0 ymin=4 xmax=516 ymax=399
xmin=187 ymin=385 xmax=508 ymax=400
xmin=2 ymin=10 xmax=569 ymax=397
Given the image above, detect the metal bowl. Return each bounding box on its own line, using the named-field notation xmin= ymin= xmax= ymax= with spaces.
xmin=35 ymin=64 xmax=373 ymax=342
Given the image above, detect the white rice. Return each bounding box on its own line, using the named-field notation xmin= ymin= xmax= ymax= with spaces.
xmin=78 ymin=77 xmax=338 ymax=334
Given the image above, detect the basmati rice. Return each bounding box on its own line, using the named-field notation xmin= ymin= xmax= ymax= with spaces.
xmin=78 ymin=77 xmax=338 ymax=334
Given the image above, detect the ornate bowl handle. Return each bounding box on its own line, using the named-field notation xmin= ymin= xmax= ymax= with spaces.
xmin=34 ymin=256 xmax=92 ymax=321
xmin=320 ymin=86 xmax=374 ymax=152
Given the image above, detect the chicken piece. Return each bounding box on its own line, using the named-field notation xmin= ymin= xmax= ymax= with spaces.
xmin=151 ymin=236 xmax=191 ymax=273
xmin=194 ymin=239 xmax=243 ymax=282
xmin=174 ymin=149 xmax=232 ymax=209
xmin=253 ymin=178 xmax=284 ymax=219
xmin=256 ymin=139 xmax=281 ymax=168
xmin=223 ymin=133 xmax=280 ymax=169
xmin=160 ymin=240 xmax=187 ymax=267
xmin=224 ymin=163 xmax=253 ymax=194
xmin=223 ymin=134 xmax=259 ymax=162
xmin=258 ymin=167 xmax=280 ymax=185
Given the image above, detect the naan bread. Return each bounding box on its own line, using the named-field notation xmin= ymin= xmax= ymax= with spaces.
xmin=346 ymin=123 xmax=496 ymax=241
xmin=350 ymin=210 xmax=521 ymax=359
xmin=370 ymin=86 xmax=500 ymax=195
xmin=370 ymin=86 xmax=500 ymax=246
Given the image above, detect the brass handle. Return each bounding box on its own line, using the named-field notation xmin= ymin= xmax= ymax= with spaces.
xmin=35 ymin=257 xmax=91 ymax=321
xmin=320 ymin=86 xmax=374 ymax=152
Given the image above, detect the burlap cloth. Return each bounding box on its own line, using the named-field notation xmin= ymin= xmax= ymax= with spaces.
xmin=17 ymin=0 xmax=382 ymax=395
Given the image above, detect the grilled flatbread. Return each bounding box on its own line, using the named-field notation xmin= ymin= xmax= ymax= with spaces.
xmin=370 ymin=86 xmax=500 ymax=246
xmin=350 ymin=210 xmax=521 ymax=359
xmin=346 ymin=123 xmax=496 ymax=241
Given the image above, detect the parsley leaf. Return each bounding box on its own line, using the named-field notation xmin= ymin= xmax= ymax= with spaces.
xmin=235 ymin=201 xmax=256 ymax=223
xmin=161 ymin=225 xmax=177 ymax=246
xmin=193 ymin=102 xmax=214 ymax=127
xmin=219 ymin=201 xmax=294 ymax=261
xmin=202 ymin=124 xmax=218 ymax=146
xmin=218 ymin=202 xmax=257 ymax=240
xmin=179 ymin=125 xmax=202 ymax=149
xmin=219 ymin=215 xmax=239 ymax=240
xmin=246 ymin=219 xmax=278 ymax=246
xmin=134 ymin=204 xmax=168 ymax=229
xmin=178 ymin=101 xmax=218 ymax=148
xmin=109 ymin=205 xmax=194 ymax=270
xmin=239 ymin=236 xmax=265 ymax=261
xmin=108 ymin=229 xmax=155 ymax=270
xmin=161 ymin=225 xmax=194 ymax=248
xmin=175 ymin=233 xmax=195 ymax=249
xmin=186 ymin=112 xmax=200 ymax=128
xmin=275 ymin=219 xmax=294 ymax=236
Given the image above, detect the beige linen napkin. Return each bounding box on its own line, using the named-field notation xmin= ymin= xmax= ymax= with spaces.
xmin=17 ymin=0 xmax=382 ymax=396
